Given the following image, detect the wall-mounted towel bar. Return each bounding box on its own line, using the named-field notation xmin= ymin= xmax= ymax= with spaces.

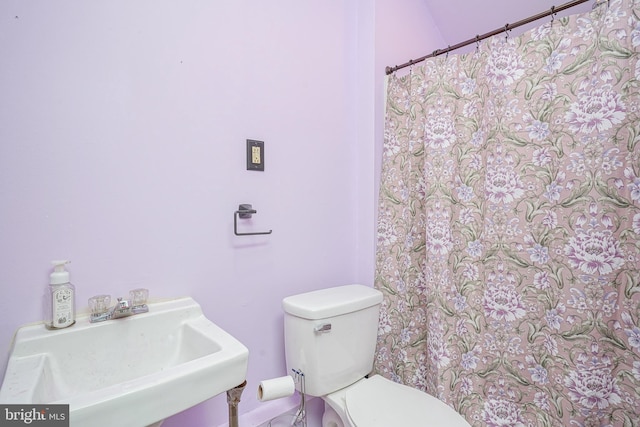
xmin=234 ymin=204 xmax=273 ymax=236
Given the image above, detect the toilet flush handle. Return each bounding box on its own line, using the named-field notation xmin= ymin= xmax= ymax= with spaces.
xmin=314 ymin=323 xmax=332 ymax=333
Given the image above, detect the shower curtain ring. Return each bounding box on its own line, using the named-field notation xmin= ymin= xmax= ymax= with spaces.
xmin=592 ymin=0 xmax=610 ymax=10
xmin=550 ymin=6 xmax=556 ymax=24
xmin=504 ymin=23 xmax=510 ymax=41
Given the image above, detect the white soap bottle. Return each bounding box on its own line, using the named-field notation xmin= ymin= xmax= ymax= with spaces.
xmin=45 ymin=260 xmax=76 ymax=329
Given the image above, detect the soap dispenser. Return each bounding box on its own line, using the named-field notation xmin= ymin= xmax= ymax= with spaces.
xmin=45 ymin=260 xmax=76 ymax=329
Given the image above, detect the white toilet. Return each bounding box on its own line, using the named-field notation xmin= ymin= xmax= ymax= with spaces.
xmin=283 ymin=284 xmax=471 ymax=427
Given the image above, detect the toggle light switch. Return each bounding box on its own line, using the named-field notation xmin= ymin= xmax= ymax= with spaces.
xmin=246 ymin=139 xmax=264 ymax=171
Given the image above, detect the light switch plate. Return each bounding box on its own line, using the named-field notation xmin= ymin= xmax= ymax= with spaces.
xmin=246 ymin=139 xmax=264 ymax=171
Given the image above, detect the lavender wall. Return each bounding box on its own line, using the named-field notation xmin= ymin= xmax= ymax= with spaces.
xmin=0 ymin=1 xmax=443 ymax=426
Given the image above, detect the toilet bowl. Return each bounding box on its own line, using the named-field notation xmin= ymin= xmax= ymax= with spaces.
xmin=322 ymin=375 xmax=470 ymax=427
xmin=282 ymin=285 xmax=471 ymax=427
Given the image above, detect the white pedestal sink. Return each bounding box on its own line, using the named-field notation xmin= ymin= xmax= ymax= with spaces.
xmin=0 ymin=297 xmax=249 ymax=427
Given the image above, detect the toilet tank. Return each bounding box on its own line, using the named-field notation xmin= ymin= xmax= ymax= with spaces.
xmin=282 ymin=284 xmax=383 ymax=397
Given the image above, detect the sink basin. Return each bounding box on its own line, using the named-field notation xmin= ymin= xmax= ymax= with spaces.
xmin=0 ymin=297 xmax=249 ymax=427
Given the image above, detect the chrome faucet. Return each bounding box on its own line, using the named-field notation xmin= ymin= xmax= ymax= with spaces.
xmin=89 ymin=289 xmax=149 ymax=323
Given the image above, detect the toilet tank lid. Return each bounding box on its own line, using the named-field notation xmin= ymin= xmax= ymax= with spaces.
xmin=282 ymin=284 xmax=383 ymax=320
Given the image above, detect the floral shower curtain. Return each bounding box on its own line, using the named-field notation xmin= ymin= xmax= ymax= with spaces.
xmin=374 ymin=1 xmax=640 ymax=425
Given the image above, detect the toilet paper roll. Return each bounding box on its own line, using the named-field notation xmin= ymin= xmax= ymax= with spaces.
xmin=257 ymin=375 xmax=296 ymax=402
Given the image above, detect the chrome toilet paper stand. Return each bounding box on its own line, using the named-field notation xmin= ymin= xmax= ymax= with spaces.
xmin=291 ymin=368 xmax=307 ymax=427
xmin=267 ymin=368 xmax=307 ymax=427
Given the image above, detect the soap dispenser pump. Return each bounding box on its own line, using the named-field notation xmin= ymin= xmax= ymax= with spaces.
xmin=45 ymin=260 xmax=76 ymax=329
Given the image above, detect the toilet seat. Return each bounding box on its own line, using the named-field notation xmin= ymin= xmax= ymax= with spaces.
xmin=343 ymin=375 xmax=470 ymax=427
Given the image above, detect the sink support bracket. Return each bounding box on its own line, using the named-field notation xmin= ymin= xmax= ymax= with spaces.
xmin=227 ymin=380 xmax=247 ymax=427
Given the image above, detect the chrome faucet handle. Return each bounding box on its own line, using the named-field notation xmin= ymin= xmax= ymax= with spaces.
xmin=129 ymin=288 xmax=150 ymax=314
xmin=129 ymin=288 xmax=149 ymax=307
xmin=88 ymin=295 xmax=112 ymax=323
xmin=88 ymin=295 xmax=111 ymax=314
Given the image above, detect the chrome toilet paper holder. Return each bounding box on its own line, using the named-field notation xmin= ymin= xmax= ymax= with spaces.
xmin=234 ymin=204 xmax=273 ymax=236
xmin=291 ymin=368 xmax=307 ymax=427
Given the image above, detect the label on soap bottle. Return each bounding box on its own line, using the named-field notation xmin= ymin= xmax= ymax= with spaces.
xmin=52 ymin=287 xmax=74 ymax=328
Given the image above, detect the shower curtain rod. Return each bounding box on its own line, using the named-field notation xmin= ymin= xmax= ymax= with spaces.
xmin=385 ymin=0 xmax=598 ymax=75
